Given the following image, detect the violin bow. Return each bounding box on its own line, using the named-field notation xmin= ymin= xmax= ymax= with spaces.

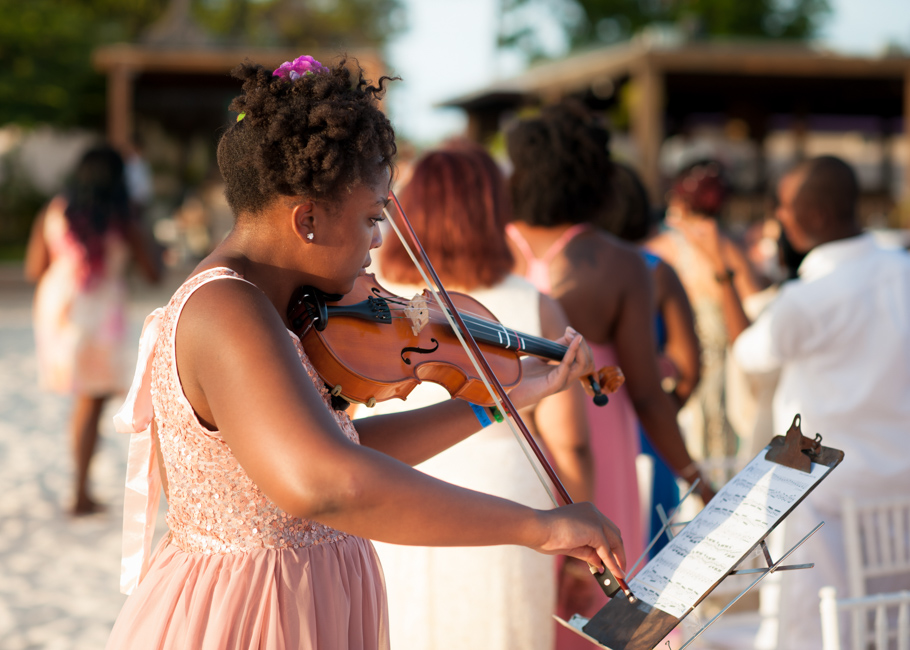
xmin=384 ymin=192 xmax=635 ymax=601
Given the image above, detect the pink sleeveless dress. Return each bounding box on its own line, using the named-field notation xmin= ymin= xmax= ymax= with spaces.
xmin=107 ymin=268 xmax=388 ymax=650
xmin=507 ymin=225 xmax=644 ymax=649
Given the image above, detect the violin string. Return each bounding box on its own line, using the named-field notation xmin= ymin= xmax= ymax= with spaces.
xmin=383 ymin=206 xmax=560 ymax=507
xmin=381 ymin=305 xmax=567 ymax=358
xmin=376 ymin=292 xmax=566 ymax=359
xmin=379 ymin=295 xmax=565 ymax=356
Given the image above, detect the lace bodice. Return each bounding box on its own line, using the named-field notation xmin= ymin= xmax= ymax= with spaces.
xmin=150 ymin=268 xmax=359 ymax=554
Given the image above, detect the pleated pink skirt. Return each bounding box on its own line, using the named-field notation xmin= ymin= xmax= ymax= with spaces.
xmin=106 ymin=535 xmax=388 ymax=650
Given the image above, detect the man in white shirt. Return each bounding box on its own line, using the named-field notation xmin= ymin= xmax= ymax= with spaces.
xmin=672 ymin=155 xmax=910 ymax=649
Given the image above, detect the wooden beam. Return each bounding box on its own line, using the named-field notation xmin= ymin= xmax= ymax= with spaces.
xmin=631 ymin=57 xmax=664 ymax=206
xmin=903 ymin=72 xmax=910 ymax=227
xmin=92 ymin=44 xmax=381 ymax=77
xmin=107 ymin=63 xmax=134 ymax=151
xmin=651 ymin=47 xmax=910 ymax=79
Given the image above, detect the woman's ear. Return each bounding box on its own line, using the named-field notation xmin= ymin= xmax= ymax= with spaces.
xmin=290 ymin=200 xmax=316 ymax=243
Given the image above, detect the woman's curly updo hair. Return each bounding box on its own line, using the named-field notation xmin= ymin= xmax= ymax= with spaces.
xmin=506 ymin=100 xmax=613 ymax=227
xmin=217 ymin=57 xmax=397 ymax=218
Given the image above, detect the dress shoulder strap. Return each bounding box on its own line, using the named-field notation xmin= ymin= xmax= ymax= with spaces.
xmin=542 ymin=223 xmax=593 ymax=263
xmin=505 ymin=223 xmax=535 ymax=262
xmin=506 ymin=223 xmax=593 ymax=295
xmin=506 ymin=222 xmax=593 ymax=264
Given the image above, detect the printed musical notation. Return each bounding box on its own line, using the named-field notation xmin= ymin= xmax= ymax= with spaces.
xmin=629 ymin=454 xmax=830 ymax=618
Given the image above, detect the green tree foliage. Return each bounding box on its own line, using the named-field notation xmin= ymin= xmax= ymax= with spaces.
xmin=0 ymin=0 xmax=166 ymax=128
xmin=501 ymin=0 xmax=831 ymax=56
xmin=0 ymin=0 xmax=403 ymax=128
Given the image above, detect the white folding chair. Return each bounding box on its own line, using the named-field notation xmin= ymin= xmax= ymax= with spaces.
xmin=842 ymin=494 xmax=910 ymax=648
xmin=819 ymin=586 xmax=910 ymax=650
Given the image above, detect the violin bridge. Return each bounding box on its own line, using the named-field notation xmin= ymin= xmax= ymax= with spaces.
xmin=404 ymin=295 xmax=429 ymax=336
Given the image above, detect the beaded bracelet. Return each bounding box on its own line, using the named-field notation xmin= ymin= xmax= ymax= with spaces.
xmin=488 ymin=406 xmax=504 ymax=423
xmin=468 ymin=403 xmax=493 ymax=428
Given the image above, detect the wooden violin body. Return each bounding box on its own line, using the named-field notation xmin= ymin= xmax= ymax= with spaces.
xmin=288 ymin=274 xmax=524 ymax=407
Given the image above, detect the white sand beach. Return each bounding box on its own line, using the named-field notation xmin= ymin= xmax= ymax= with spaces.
xmin=0 ymin=267 xmax=175 ymax=650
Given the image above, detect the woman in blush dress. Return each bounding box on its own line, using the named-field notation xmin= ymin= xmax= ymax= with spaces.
xmin=25 ymin=144 xmax=160 ymax=515
xmin=367 ymin=143 xmax=596 ymax=650
xmin=504 ymin=101 xmax=712 ymax=648
xmin=103 ymin=57 xmax=627 ymax=650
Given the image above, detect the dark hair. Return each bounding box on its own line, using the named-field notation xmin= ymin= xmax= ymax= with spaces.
xmin=669 ymin=159 xmax=727 ymax=218
xmin=63 ymin=144 xmax=132 ymax=283
xmin=597 ymin=162 xmax=653 ymax=242
xmin=217 ymin=58 xmax=397 ymax=218
xmin=791 ymin=155 xmax=858 ymax=225
xmin=380 ymin=143 xmax=513 ymax=289
xmin=506 ymin=100 xmax=612 ymax=227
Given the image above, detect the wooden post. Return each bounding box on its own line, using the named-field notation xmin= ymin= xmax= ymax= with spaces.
xmin=902 ymin=72 xmax=910 ymax=228
xmin=631 ymin=59 xmax=664 ymax=206
xmin=107 ymin=63 xmax=134 ymax=151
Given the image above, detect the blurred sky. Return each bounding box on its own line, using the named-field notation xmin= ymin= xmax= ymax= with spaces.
xmin=385 ymin=0 xmax=910 ymax=145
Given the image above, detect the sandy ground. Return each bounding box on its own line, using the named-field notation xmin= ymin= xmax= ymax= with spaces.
xmin=0 ymin=264 xmax=760 ymax=650
xmin=0 ymin=267 xmax=176 ymax=650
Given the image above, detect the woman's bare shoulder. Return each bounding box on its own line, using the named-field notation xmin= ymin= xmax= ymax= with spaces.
xmin=177 ymin=274 xmax=285 ymax=351
xmin=586 ymin=230 xmax=651 ymax=283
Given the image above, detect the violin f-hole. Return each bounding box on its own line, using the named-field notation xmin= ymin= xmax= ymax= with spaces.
xmin=401 ymin=338 xmax=439 ymax=365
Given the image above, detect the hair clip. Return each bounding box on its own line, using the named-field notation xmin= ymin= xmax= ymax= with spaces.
xmin=236 ymin=112 xmax=246 ymax=122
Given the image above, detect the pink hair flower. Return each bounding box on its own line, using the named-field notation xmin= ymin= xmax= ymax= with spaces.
xmin=273 ymin=55 xmax=329 ymax=80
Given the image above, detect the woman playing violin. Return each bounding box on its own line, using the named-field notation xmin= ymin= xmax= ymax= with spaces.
xmin=106 ymin=57 xmax=626 ymax=650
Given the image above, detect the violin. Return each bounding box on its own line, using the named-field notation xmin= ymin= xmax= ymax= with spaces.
xmin=287 ymin=274 xmax=625 ymax=409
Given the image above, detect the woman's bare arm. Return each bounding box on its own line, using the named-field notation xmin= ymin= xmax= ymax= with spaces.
xmin=722 ymin=236 xmax=764 ymax=300
xmin=654 ymin=260 xmax=701 ymax=407
xmin=24 ymin=207 xmax=50 ymax=283
xmin=610 ymin=251 xmax=714 ymax=502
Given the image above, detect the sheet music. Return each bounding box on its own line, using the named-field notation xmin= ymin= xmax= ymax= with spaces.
xmin=629 ymin=453 xmax=831 ymax=618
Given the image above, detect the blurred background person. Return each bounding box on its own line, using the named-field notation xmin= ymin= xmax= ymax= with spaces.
xmin=24 ymin=144 xmax=160 ymax=515
xmin=598 ymin=161 xmax=701 ymax=558
xmin=646 ymin=160 xmax=763 ymax=474
xmin=362 ymin=143 xmax=595 ymax=650
xmin=504 ymin=101 xmax=711 ymax=647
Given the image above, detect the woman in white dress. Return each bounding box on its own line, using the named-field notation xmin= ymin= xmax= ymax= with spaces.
xmin=361 ymin=144 xmax=596 ymax=650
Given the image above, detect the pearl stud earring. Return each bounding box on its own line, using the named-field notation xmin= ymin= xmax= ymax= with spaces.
xmin=306 ymin=233 xmax=314 ymax=241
